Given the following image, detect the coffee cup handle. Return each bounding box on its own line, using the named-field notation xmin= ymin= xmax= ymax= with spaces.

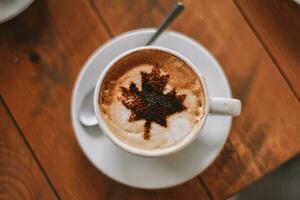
xmin=209 ymin=97 xmax=241 ymax=116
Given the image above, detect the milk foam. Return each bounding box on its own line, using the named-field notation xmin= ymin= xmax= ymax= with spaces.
xmin=99 ymin=50 xmax=205 ymax=150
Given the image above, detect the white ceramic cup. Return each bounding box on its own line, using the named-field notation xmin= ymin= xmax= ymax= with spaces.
xmin=94 ymin=46 xmax=241 ymax=157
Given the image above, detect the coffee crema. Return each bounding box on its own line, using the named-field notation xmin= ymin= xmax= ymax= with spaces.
xmin=99 ymin=49 xmax=206 ymax=150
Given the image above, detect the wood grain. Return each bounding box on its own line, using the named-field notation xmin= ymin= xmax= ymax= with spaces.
xmin=92 ymin=0 xmax=300 ymax=199
xmin=0 ymin=98 xmax=58 ymax=200
xmin=91 ymin=0 xmax=175 ymax=36
xmin=1 ymin=0 xmax=299 ymax=199
xmin=0 ymin=0 xmax=210 ymax=199
xmin=235 ymin=0 xmax=300 ymax=100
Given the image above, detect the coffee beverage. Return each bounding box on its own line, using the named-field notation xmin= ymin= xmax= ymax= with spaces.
xmin=99 ymin=49 xmax=206 ymax=150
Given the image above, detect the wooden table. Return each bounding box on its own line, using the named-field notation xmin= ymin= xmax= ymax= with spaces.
xmin=0 ymin=0 xmax=299 ymax=199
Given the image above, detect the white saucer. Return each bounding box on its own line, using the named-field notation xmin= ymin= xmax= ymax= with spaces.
xmin=0 ymin=0 xmax=34 ymax=24
xmin=71 ymin=28 xmax=232 ymax=189
xmin=294 ymin=0 xmax=300 ymax=5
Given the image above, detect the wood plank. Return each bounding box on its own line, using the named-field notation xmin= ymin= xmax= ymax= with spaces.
xmin=0 ymin=0 xmax=210 ymax=199
xmin=92 ymin=0 xmax=300 ymax=199
xmin=0 ymin=98 xmax=58 ymax=200
xmin=91 ymin=0 xmax=175 ymax=36
xmin=235 ymin=0 xmax=300 ymax=100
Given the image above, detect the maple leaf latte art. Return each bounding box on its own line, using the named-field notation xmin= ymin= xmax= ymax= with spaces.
xmin=99 ymin=49 xmax=206 ymax=150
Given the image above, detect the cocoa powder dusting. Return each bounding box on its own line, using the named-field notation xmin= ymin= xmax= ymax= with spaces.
xmin=120 ymin=64 xmax=186 ymax=140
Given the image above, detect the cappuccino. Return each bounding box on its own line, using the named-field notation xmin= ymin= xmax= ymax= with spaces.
xmin=99 ymin=49 xmax=206 ymax=150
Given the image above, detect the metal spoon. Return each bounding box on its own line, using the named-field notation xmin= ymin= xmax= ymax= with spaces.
xmin=79 ymin=89 xmax=97 ymax=126
xmin=146 ymin=2 xmax=184 ymax=45
xmin=79 ymin=2 xmax=185 ymax=127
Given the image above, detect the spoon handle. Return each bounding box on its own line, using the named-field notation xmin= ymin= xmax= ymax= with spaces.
xmin=146 ymin=2 xmax=185 ymax=45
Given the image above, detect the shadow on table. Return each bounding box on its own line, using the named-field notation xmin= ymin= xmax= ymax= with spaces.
xmin=228 ymin=154 xmax=300 ymax=200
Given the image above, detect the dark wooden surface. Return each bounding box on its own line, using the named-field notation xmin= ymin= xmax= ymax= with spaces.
xmin=0 ymin=98 xmax=58 ymax=200
xmin=235 ymin=0 xmax=300 ymax=100
xmin=0 ymin=0 xmax=299 ymax=200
